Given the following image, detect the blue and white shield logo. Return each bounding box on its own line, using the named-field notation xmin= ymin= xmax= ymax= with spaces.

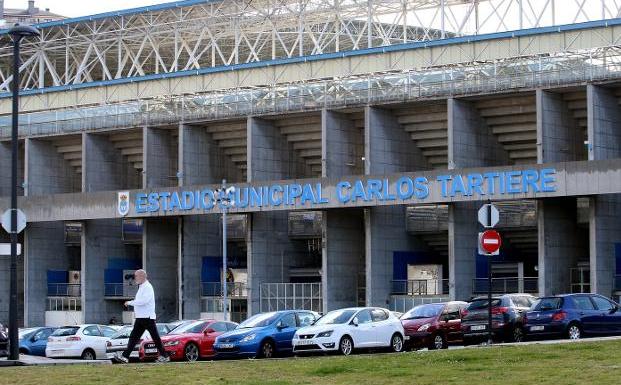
xmin=117 ymin=191 xmax=130 ymax=217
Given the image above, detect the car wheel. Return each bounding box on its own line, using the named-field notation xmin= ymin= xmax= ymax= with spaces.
xmin=511 ymin=326 xmax=525 ymax=343
xmin=429 ymin=333 xmax=446 ymax=350
xmin=81 ymin=349 xmax=96 ymax=360
xmin=567 ymin=324 xmax=582 ymax=340
xmin=391 ymin=334 xmax=404 ymax=353
xmin=338 ymin=336 xmax=353 ymax=356
xmin=259 ymin=340 xmax=275 ymax=359
xmin=184 ymin=343 xmax=199 ymax=362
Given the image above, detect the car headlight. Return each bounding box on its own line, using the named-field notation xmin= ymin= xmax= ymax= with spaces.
xmin=163 ymin=341 xmax=180 ymax=347
xmin=316 ymin=330 xmax=333 ymax=338
xmin=417 ymin=323 xmax=431 ymax=332
xmin=240 ymin=333 xmax=256 ymax=343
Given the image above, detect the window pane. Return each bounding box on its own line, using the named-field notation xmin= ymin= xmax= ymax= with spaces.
xmin=210 ymin=322 xmax=227 ymax=332
xmin=356 ymin=310 xmax=372 ymax=324
xmin=371 ymin=309 xmax=388 ymax=322
xmin=573 ymin=296 xmax=595 ymax=310
xmin=592 ymin=296 xmax=614 ymax=311
xmin=297 ymin=312 xmax=315 ymax=327
xmin=281 ymin=313 xmax=296 ymax=328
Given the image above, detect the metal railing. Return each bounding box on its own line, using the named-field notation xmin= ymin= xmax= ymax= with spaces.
xmin=472 ymin=277 xmax=539 ymax=294
xmin=46 ymin=296 xmax=81 ymax=311
xmin=47 ymin=283 xmax=81 ymax=297
xmin=391 ymin=279 xmax=449 ymax=296
xmin=200 ymin=298 xmax=247 ymax=323
xmin=201 ymin=282 xmax=247 ymax=298
xmin=3 ymin=47 xmax=621 ymax=139
xmin=104 ymin=283 xmax=139 ymax=298
xmin=260 ymin=282 xmax=322 ymax=313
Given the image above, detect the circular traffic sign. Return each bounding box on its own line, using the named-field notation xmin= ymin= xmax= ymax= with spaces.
xmin=481 ymin=230 xmax=502 ymax=254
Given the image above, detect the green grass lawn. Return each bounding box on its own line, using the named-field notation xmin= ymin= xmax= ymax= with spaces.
xmin=3 ymin=340 xmax=621 ymax=385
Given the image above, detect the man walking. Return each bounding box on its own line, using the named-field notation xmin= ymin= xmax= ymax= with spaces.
xmin=112 ymin=269 xmax=169 ymax=363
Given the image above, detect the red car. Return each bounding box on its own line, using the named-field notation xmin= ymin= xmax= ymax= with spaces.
xmin=401 ymin=301 xmax=468 ymax=350
xmin=141 ymin=319 xmax=238 ymax=362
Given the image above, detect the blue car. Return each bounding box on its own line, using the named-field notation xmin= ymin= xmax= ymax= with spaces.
xmin=524 ymin=294 xmax=621 ymax=340
xmin=19 ymin=327 xmax=57 ymax=356
xmin=213 ymin=310 xmax=319 ymax=358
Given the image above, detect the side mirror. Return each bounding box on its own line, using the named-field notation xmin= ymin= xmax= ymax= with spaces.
xmin=30 ymin=335 xmax=38 ymax=342
xmin=351 ymin=317 xmax=359 ymax=327
xmin=610 ymin=306 xmax=619 ymax=314
xmin=204 ymin=328 xmax=215 ymax=334
xmin=276 ymin=321 xmax=285 ymax=330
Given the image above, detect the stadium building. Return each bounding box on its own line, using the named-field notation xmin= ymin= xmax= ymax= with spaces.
xmin=1 ymin=0 xmax=621 ymax=326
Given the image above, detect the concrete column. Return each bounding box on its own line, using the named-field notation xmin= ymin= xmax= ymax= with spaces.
xmin=322 ymin=110 xmax=364 ymax=177
xmin=448 ymin=203 xmax=478 ymax=300
xmin=323 ymin=209 xmax=365 ymax=311
xmin=143 ymin=218 xmax=179 ymax=322
xmin=82 ymin=133 xmax=141 ymax=192
xmin=536 ymin=89 xmax=582 ymax=163
xmin=178 ymin=123 xmax=241 ymax=186
xmin=144 ymin=127 xmax=178 ymax=189
xmin=537 ymin=198 xmax=584 ymax=296
xmin=25 ymin=138 xmax=80 ymax=196
xmin=181 ymin=215 xmax=221 ymax=319
xmin=24 ymin=222 xmax=77 ymax=327
xmin=587 ymin=84 xmax=621 ymax=297
xmin=82 ymin=219 xmax=140 ymax=324
xmin=0 ymin=142 xmax=11 ymax=196
xmin=448 ymin=98 xmax=509 ymax=169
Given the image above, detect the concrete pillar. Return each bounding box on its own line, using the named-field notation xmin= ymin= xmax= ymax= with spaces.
xmin=181 ymin=215 xmax=221 ymax=319
xmin=25 ymin=138 xmax=80 ymax=196
xmin=82 ymin=133 xmax=141 ymax=192
xmin=447 ymin=98 xmax=507 ymax=300
xmin=323 ymin=209 xmax=365 ymax=311
xmin=536 ymin=89 xmax=582 ymax=163
xmin=144 ymin=127 xmax=178 ymax=189
xmin=82 ymin=219 xmax=140 ymax=324
xmin=24 ymin=222 xmax=77 ymax=327
xmin=587 ymin=84 xmax=621 ymax=297
xmin=178 ymin=123 xmax=241 ymax=186
xmin=537 ymin=198 xmax=584 ymax=296
xmin=143 ymin=218 xmax=179 ymax=322
xmin=322 ymin=110 xmax=364 ymax=177
xmin=0 ymin=142 xmax=10 ymax=196
xmin=448 ymin=98 xmax=509 ymax=169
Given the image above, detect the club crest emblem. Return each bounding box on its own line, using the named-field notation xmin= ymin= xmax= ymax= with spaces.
xmin=117 ymin=191 xmax=130 ymax=216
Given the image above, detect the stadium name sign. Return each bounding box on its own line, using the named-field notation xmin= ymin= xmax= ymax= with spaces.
xmin=130 ymin=168 xmax=556 ymax=215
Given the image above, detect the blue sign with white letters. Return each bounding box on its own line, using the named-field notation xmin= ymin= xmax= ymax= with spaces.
xmin=132 ymin=168 xmax=556 ymax=215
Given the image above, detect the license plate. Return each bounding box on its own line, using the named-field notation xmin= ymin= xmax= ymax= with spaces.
xmin=145 ymin=348 xmax=158 ymax=354
xmin=471 ymin=325 xmax=486 ymax=331
xmin=219 ymin=343 xmax=234 ymax=349
xmin=296 ymin=339 xmax=315 ymax=345
xmin=530 ymin=325 xmax=545 ymax=331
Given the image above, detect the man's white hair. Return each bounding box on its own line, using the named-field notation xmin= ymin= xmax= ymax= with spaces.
xmin=135 ymin=269 xmax=147 ymax=278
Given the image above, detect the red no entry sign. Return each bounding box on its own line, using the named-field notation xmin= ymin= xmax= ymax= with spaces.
xmin=481 ymin=230 xmax=502 ymax=254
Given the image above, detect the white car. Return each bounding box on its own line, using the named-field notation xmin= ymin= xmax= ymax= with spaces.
xmin=292 ymin=307 xmax=405 ymax=355
xmin=46 ymin=324 xmax=118 ymax=360
xmin=106 ymin=323 xmax=171 ymax=360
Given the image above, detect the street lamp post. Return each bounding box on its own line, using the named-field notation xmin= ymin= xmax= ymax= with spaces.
xmin=216 ymin=180 xmax=235 ymax=321
xmin=7 ymin=24 xmax=39 ymax=361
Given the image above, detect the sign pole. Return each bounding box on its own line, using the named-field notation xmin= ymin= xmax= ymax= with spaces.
xmin=222 ymin=179 xmax=228 ymax=322
xmin=486 ymin=199 xmax=493 ymax=346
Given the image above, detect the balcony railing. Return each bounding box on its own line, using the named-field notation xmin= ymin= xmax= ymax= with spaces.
xmin=104 ymin=283 xmax=139 ymax=298
xmin=473 ymin=277 xmax=539 ymax=295
xmin=201 ymin=282 xmax=247 ymax=298
xmin=260 ymin=282 xmax=322 ymax=313
xmin=46 ymin=296 xmax=81 ymax=311
xmin=47 ymin=283 xmax=81 ymax=297
xmin=391 ymin=279 xmax=449 ymax=296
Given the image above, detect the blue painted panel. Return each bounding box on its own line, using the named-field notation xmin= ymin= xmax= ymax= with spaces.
xmin=202 ymin=256 xmax=221 ymax=282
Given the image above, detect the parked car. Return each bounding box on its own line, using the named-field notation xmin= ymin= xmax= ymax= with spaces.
xmin=0 ymin=324 xmax=8 ymax=357
xmin=142 ymin=319 xmax=237 ymax=362
xmin=524 ymin=294 xmax=621 ymax=340
xmin=18 ymin=327 xmax=57 ymax=356
xmin=292 ymin=307 xmax=405 ymax=356
xmin=106 ymin=323 xmax=171 ymax=361
xmin=46 ymin=324 xmax=118 ymax=360
xmin=166 ymin=320 xmax=195 ymax=333
xmin=401 ymin=301 xmax=468 ymax=350
xmin=213 ymin=310 xmax=319 ymax=359
xmin=461 ymin=294 xmax=536 ymax=344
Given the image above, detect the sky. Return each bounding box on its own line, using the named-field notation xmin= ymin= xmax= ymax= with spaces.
xmin=3 ymin=0 xmax=177 ymax=17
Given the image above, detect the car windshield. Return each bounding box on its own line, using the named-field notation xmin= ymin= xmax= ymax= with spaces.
xmin=401 ymin=304 xmax=445 ymax=320
xmin=314 ymin=309 xmax=357 ymax=325
xmin=51 ymin=327 xmax=79 ymax=337
xmin=170 ymin=321 xmax=210 ymax=334
xmin=467 ymin=299 xmax=502 ymax=310
xmin=533 ymin=297 xmax=563 ymax=311
xmin=238 ymin=313 xmax=280 ymax=328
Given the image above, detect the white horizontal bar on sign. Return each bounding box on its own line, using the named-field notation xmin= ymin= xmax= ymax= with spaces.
xmin=483 ymin=239 xmax=499 ymax=245
xmin=0 ymin=243 xmax=22 ymax=255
